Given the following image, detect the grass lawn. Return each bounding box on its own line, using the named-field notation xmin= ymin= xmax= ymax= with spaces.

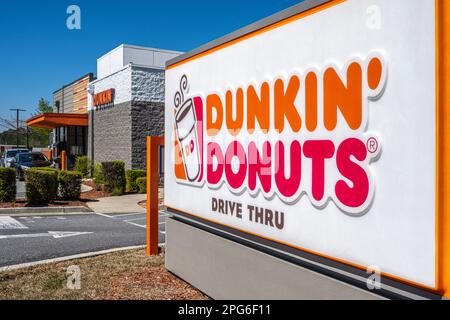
xmin=0 ymin=249 xmax=208 ymax=300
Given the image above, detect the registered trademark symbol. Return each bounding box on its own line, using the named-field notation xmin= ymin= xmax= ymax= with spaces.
xmin=367 ymin=137 xmax=379 ymax=154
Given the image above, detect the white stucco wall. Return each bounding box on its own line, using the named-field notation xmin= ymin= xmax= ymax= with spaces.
xmin=88 ymin=66 xmax=132 ymax=110
xmin=97 ymin=44 xmax=182 ymax=80
xmin=97 ymin=46 xmax=124 ymax=80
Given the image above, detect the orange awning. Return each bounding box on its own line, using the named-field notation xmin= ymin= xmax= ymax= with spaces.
xmin=26 ymin=113 xmax=88 ymax=129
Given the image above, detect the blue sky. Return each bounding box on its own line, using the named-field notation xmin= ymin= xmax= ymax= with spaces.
xmin=0 ymin=0 xmax=303 ymax=125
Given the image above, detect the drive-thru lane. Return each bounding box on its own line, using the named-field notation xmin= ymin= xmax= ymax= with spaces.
xmin=0 ymin=212 xmax=167 ymax=268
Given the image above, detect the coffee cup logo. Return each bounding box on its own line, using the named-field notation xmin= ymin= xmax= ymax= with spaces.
xmin=174 ymin=75 xmax=203 ymax=183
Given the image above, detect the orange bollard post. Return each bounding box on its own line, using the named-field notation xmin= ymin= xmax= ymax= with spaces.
xmin=147 ymin=136 xmax=164 ymax=256
xmin=61 ymin=150 xmax=66 ymax=172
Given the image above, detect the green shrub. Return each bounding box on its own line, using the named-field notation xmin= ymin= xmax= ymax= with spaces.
xmin=136 ymin=177 xmax=147 ymax=194
xmin=126 ymin=169 xmax=146 ymax=192
xmin=59 ymin=171 xmax=82 ymax=200
xmin=75 ymin=156 xmax=92 ymax=178
xmin=25 ymin=169 xmax=58 ymax=204
xmin=33 ymin=167 xmax=58 ymax=173
xmin=111 ymin=188 xmax=124 ymax=197
xmin=0 ymin=168 xmax=16 ymax=202
xmin=101 ymin=161 xmax=126 ymax=195
xmin=93 ymin=163 xmax=103 ymax=191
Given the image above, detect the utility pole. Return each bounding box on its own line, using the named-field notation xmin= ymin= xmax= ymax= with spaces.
xmin=26 ymin=126 xmax=30 ymax=149
xmin=9 ymin=108 xmax=26 ymax=148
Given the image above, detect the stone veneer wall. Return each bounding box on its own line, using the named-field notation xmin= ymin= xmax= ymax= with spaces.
xmin=131 ymin=101 xmax=165 ymax=169
xmin=130 ymin=67 xmax=165 ymax=169
xmin=89 ymin=66 xmax=165 ymax=171
xmin=132 ymin=66 xmax=164 ymax=104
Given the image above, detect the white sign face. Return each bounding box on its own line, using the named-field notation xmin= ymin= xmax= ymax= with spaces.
xmin=165 ymin=0 xmax=437 ymax=288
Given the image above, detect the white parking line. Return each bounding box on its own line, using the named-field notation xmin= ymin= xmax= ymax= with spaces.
xmin=0 ymin=231 xmax=93 ymax=240
xmin=95 ymin=213 xmax=166 ymax=231
xmin=95 ymin=213 xmax=117 ymax=219
xmin=110 ymin=212 xmax=145 ymax=218
xmin=124 ymin=217 xmax=147 ymax=222
xmin=0 ymin=217 xmax=28 ymax=230
xmin=125 ymin=221 xmax=146 ymax=228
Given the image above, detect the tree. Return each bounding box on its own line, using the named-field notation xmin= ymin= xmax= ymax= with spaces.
xmin=30 ymin=98 xmax=54 ymax=147
xmin=35 ymin=98 xmax=53 ymax=115
xmin=0 ymin=99 xmax=54 ymax=148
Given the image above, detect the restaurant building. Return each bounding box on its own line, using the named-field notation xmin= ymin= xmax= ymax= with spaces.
xmin=26 ymin=44 xmax=181 ymax=170
xmin=26 ymin=73 xmax=94 ymax=168
xmin=87 ymin=45 xmax=181 ymax=169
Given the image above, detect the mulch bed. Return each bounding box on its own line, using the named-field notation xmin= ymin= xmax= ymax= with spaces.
xmin=0 ymin=249 xmax=209 ymax=300
xmin=0 ymin=180 xmax=111 ymax=209
xmin=0 ymin=199 xmax=90 ymax=208
xmin=80 ymin=180 xmax=110 ymax=201
xmin=81 ymin=180 xmax=138 ymax=199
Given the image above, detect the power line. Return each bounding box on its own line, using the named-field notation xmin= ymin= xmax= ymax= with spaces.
xmin=0 ymin=117 xmax=16 ymax=130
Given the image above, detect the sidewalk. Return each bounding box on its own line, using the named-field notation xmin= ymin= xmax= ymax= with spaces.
xmin=87 ymin=194 xmax=146 ymax=214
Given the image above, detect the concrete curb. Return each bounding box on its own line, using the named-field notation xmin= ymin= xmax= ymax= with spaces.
xmin=0 ymin=206 xmax=92 ymax=216
xmin=0 ymin=245 xmax=167 ymax=272
xmin=0 ymin=245 xmax=146 ymax=272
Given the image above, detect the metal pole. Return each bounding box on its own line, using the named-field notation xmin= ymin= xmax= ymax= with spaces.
xmin=26 ymin=126 xmax=30 ymax=150
xmin=16 ymin=109 xmax=19 ymax=147
xmin=9 ymin=108 xmax=26 ymax=148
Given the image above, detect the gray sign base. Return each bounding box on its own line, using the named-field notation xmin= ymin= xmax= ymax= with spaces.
xmin=165 ymin=216 xmax=385 ymax=300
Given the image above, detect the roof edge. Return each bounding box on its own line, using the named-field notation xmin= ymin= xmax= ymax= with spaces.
xmin=53 ymin=73 xmax=95 ymax=95
xmin=166 ymin=0 xmax=331 ymax=68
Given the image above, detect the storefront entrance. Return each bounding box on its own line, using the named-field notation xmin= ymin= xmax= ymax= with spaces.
xmin=26 ymin=113 xmax=88 ymax=169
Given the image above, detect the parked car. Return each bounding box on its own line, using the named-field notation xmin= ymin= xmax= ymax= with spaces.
xmin=2 ymin=149 xmax=29 ymax=168
xmin=12 ymin=152 xmax=51 ymax=181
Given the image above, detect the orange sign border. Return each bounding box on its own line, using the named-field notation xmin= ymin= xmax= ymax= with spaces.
xmin=436 ymin=0 xmax=450 ymax=298
xmin=166 ymin=0 xmax=450 ymax=297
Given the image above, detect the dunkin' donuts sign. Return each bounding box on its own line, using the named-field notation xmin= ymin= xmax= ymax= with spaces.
xmin=166 ymin=0 xmax=442 ymax=290
xmin=93 ymin=89 xmax=114 ymax=110
xmin=173 ymin=55 xmax=385 ymax=215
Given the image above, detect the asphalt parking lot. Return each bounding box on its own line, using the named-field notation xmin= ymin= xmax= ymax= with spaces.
xmin=0 ymin=211 xmax=168 ymax=268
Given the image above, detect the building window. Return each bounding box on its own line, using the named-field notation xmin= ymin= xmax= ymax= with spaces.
xmin=159 ymin=145 xmax=164 ymax=175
